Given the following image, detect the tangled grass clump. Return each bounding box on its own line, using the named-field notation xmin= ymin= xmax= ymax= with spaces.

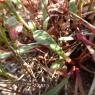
xmin=0 ymin=0 xmax=95 ymax=95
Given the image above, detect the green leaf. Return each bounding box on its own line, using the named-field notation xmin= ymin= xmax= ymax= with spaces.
xmin=0 ymin=65 xmax=17 ymax=80
xmin=5 ymin=0 xmax=17 ymax=13
xmin=50 ymin=60 xmax=63 ymax=70
xmin=42 ymin=0 xmax=48 ymax=6
xmin=41 ymin=0 xmax=48 ymax=29
xmin=0 ymin=35 xmax=5 ymax=44
xmin=11 ymin=0 xmax=21 ymax=4
xmin=28 ymin=21 xmax=36 ymax=32
xmin=69 ymin=0 xmax=77 ymax=13
xmin=5 ymin=0 xmax=33 ymax=32
xmin=44 ymin=77 xmax=68 ymax=95
xmin=43 ymin=17 xmax=49 ymax=30
xmin=17 ymin=43 xmax=38 ymax=54
xmin=0 ymin=26 xmax=9 ymax=46
xmin=33 ymin=30 xmax=54 ymax=44
xmin=0 ymin=52 xmax=11 ymax=60
xmin=5 ymin=16 xmax=19 ymax=27
xmin=0 ymin=43 xmax=39 ymax=60
xmin=41 ymin=2 xmax=48 ymax=21
xmin=33 ymin=30 xmax=65 ymax=59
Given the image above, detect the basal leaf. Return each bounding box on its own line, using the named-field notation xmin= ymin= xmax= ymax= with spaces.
xmin=33 ymin=30 xmax=65 ymax=59
xmin=0 ymin=43 xmax=39 ymax=60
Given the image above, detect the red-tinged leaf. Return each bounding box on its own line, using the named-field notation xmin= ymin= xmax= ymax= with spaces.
xmin=9 ymin=28 xmax=18 ymax=40
xmin=76 ymin=32 xmax=94 ymax=46
xmin=8 ymin=24 xmax=23 ymax=41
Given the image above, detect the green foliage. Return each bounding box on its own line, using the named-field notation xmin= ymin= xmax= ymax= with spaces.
xmin=17 ymin=43 xmax=39 ymax=54
xmin=0 ymin=64 xmax=17 ymax=80
xmin=42 ymin=0 xmax=48 ymax=6
xmin=41 ymin=0 xmax=49 ymax=30
xmin=0 ymin=0 xmax=94 ymax=94
xmin=28 ymin=21 xmax=37 ymax=32
xmin=50 ymin=60 xmax=63 ymax=70
xmin=43 ymin=16 xmax=49 ymax=30
xmin=0 ymin=43 xmax=39 ymax=60
xmin=0 ymin=52 xmax=11 ymax=59
xmin=0 ymin=26 xmax=10 ymax=46
xmin=69 ymin=0 xmax=77 ymax=13
xmin=44 ymin=77 xmax=68 ymax=95
xmin=11 ymin=0 xmax=21 ymax=4
xmin=33 ymin=30 xmax=65 ymax=59
xmin=0 ymin=35 xmax=5 ymax=44
xmin=5 ymin=0 xmax=31 ymax=32
xmin=41 ymin=0 xmax=48 ymax=21
xmin=5 ymin=16 xmax=19 ymax=27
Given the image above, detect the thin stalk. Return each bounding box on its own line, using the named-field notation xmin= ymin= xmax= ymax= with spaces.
xmin=5 ymin=0 xmax=32 ymax=33
xmin=71 ymin=12 xmax=95 ymax=35
xmin=88 ymin=75 xmax=95 ymax=95
xmin=9 ymin=46 xmax=35 ymax=78
xmin=0 ymin=43 xmax=39 ymax=60
xmin=0 ymin=26 xmax=35 ymax=78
